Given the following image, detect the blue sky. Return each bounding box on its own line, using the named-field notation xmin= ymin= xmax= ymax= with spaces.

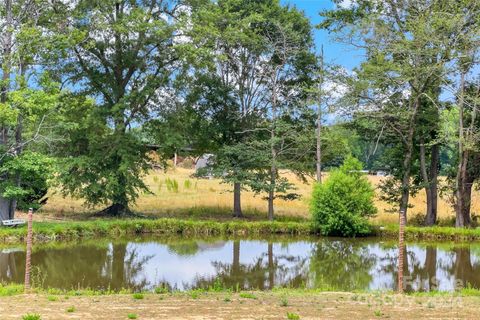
xmin=282 ymin=0 xmax=364 ymax=71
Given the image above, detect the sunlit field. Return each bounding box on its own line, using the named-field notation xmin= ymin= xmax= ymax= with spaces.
xmin=40 ymin=168 xmax=480 ymax=224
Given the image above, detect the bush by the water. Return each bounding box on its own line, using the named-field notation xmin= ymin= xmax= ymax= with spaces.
xmin=310 ymin=156 xmax=376 ymax=237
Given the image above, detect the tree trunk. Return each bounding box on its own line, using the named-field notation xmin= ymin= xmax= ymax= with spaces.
xmin=233 ymin=183 xmax=243 ymax=218
xmin=268 ymin=243 xmax=274 ymax=289
xmin=0 ymin=198 xmax=11 ymax=221
xmin=316 ymin=47 xmax=324 ymax=183
xmin=111 ymin=243 xmax=127 ymax=290
xmin=268 ymin=172 xmax=275 ymax=221
xmin=316 ymin=110 xmax=322 ymax=183
xmin=428 ymin=144 xmax=439 ymax=225
xmin=455 ymin=71 xmax=470 ymax=227
xmin=424 ymin=246 xmax=437 ymax=291
xmin=105 ymin=203 xmax=128 ymax=216
xmin=232 ymin=240 xmax=240 ymax=274
xmin=462 ymin=172 xmax=475 ymax=226
xmin=397 ymin=212 xmax=406 ymax=293
xmin=399 ymin=97 xmax=420 ymax=222
xmin=420 ymin=141 xmax=439 ymax=226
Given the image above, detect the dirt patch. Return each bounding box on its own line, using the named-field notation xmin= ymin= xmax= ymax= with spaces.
xmin=0 ymin=292 xmax=478 ymax=320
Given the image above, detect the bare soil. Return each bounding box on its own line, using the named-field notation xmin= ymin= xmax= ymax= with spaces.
xmin=1 ymin=292 xmax=478 ymax=320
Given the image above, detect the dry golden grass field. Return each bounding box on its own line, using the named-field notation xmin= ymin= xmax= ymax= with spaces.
xmin=39 ymin=168 xmax=480 ymax=224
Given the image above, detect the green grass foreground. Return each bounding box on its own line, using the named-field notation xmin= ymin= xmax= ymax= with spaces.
xmin=2 ymin=282 xmax=480 ymax=298
xmin=1 ymin=217 xmax=480 ymax=243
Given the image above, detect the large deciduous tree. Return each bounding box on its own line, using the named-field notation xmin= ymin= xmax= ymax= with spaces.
xmin=53 ymin=0 xmax=201 ymax=215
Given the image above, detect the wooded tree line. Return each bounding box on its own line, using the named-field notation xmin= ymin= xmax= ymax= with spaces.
xmin=0 ymin=0 xmax=479 ymax=228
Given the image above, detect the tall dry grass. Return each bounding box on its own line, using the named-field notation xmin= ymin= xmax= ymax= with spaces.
xmin=40 ymin=168 xmax=480 ymax=224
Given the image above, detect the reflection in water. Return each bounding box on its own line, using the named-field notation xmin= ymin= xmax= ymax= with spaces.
xmin=1 ymin=238 xmax=480 ymax=292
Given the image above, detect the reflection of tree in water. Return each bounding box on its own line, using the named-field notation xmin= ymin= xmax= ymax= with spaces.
xmin=188 ymin=241 xmax=308 ymax=290
xmin=0 ymin=249 xmax=22 ymax=283
xmin=167 ymin=241 xmax=199 ymax=257
xmin=377 ymin=244 xmax=480 ymax=291
xmin=375 ymin=244 xmax=436 ymax=291
xmin=0 ymin=242 xmax=153 ymax=291
xmin=309 ymin=240 xmax=376 ymax=291
xmin=101 ymin=243 xmax=154 ymax=291
xmin=446 ymin=247 xmax=480 ymax=289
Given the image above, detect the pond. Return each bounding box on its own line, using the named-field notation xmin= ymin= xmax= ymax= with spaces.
xmin=1 ymin=236 xmax=479 ymax=292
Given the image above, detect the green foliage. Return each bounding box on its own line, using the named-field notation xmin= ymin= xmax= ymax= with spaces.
xmin=165 ymin=178 xmax=179 ymax=193
xmin=66 ymin=306 xmax=75 ymax=313
xmin=55 ymin=95 xmax=150 ymax=214
xmin=310 ymin=156 xmax=376 ymax=236
xmin=0 ymin=152 xmax=54 ymax=210
xmin=127 ymin=314 xmax=138 ymax=319
xmin=286 ymin=312 xmax=300 ymax=320
xmin=239 ymin=292 xmax=257 ymax=299
xmin=154 ymin=286 xmax=169 ymax=294
xmin=132 ymin=293 xmax=144 ymax=300
xmin=22 ymin=314 xmax=41 ymax=320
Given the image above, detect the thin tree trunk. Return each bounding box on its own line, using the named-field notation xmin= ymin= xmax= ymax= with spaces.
xmin=268 ymin=124 xmax=275 ymax=221
xmin=316 ymin=47 xmax=324 ymax=183
xmin=398 ymin=212 xmax=406 ymax=293
xmin=420 ymin=140 xmax=439 ymax=226
xmin=268 ymin=76 xmax=278 ymax=221
xmin=232 ymin=240 xmax=240 ymax=274
xmin=233 ymin=183 xmax=243 ymax=218
xmin=316 ymin=108 xmax=322 ymax=183
xmin=455 ymin=71 xmax=469 ymax=227
xmin=428 ymin=144 xmax=439 ymax=225
xmin=268 ymin=243 xmax=274 ymax=289
xmin=399 ymin=97 xmax=420 ymax=222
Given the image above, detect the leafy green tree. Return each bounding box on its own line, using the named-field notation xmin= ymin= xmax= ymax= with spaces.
xmin=0 ymin=0 xmax=62 ymax=219
xmin=51 ymin=0 xmax=203 ymax=215
xmin=321 ymin=0 xmax=476 ymax=226
xmin=310 ymin=156 xmax=376 ymax=236
xmin=173 ymin=0 xmax=316 ymax=218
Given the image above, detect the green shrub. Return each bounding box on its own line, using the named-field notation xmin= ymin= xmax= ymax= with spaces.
xmin=127 ymin=313 xmax=138 ymax=319
xmin=310 ymin=156 xmax=376 ymax=237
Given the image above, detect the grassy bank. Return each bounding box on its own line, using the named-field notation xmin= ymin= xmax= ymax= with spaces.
xmin=375 ymin=224 xmax=480 ymax=241
xmin=1 ymin=284 xmax=480 ymax=320
xmin=0 ymin=218 xmax=314 ymax=243
xmin=2 ymin=217 xmax=480 ymax=243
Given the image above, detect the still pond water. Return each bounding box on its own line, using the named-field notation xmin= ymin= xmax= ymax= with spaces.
xmin=1 ymin=237 xmax=479 ymax=292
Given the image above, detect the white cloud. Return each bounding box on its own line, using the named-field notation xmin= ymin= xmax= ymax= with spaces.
xmin=337 ymin=0 xmax=354 ymax=9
